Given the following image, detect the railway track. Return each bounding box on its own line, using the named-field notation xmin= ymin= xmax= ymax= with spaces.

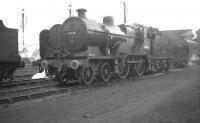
xmin=0 ymin=77 xmax=111 ymax=105
xmin=0 ymin=78 xmax=47 ymax=89
xmin=0 ymin=66 xmax=39 ymax=82
xmin=0 ymin=68 xmax=183 ymax=106
xmin=0 ymin=78 xmax=147 ymax=105
xmin=14 ymin=66 xmax=38 ymax=78
xmin=0 ymin=78 xmax=70 ymax=105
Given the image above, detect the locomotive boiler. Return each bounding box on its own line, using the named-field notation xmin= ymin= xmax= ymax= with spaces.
xmin=0 ymin=20 xmax=24 ymax=81
xmin=39 ymin=9 xmax=174 ymax=85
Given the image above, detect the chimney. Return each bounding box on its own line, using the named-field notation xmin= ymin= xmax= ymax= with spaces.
xmin=103 ymin=16 xmax=114 ymax=26
xmin=77 ymin=8 xmax=87 ymax=18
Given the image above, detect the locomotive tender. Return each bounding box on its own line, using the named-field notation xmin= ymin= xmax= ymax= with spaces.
xmin=39 ymin=9 xmax=174 ymax=85
xmin=0 ymin=20 xmax=24 ymax=81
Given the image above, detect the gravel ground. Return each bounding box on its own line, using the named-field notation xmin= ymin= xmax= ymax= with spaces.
xmin=0 ymin=67 xmax=199 ymax=123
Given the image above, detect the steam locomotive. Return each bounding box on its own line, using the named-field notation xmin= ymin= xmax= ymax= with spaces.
xmin=39 ymin=9 xmax=186 ymax=85
xmin=0 ymin=20 xmax=24 ymax=82
xmin=158 ymin=29 xmax=200 ymax=67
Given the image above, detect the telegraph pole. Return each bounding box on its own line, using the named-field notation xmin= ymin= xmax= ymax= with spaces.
xmin=21 ymin=8 xmax=25 ymax=45
xmin=122 ymin=1 xmax=127 ymax=24
xmin=68 ymin=3 xmax=72 ymax=17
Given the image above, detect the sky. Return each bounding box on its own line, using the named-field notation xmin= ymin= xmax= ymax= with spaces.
xmin=1 ymin=0 xmax=200 ymax=46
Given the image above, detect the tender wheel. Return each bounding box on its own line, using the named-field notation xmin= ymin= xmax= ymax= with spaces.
xmin=99 ymin=63 xmax=111 ymax=82
xmin=9 ymin=73 xmax=14 ymax=81
xmin=8 ymin=69 xmax=15 ymax=81
xmin=117 ymin=59 xmax=130 ymax=79
xmin=81 ymin=65 xmax=95 ymax=85
xmin=162 ymin=61 xmax=168 ymax=72
xmin=134 ymin=59 xmax=145 ymax=76
xmin=154 ymin=61 xmax=160 ymax=72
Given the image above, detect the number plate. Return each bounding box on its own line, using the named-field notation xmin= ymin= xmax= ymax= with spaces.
xmin=67 ymin=31 xmax=76 ymax=35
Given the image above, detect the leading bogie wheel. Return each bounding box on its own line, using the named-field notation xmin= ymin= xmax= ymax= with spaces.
xmin=99 ymin=62 xmax=111 ymax=82
xmin=81 ymin=65 xmax=95 ymax=85
xmin=55 ymin=72 xmax=68 ymax=85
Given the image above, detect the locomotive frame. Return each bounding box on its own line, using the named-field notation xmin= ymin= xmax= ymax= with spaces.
xmin=41 ymin=50 xmax=173 ymax=85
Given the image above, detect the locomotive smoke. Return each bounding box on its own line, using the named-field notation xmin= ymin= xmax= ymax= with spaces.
xmin=192 ymin=29 xmax=198 ymax=40
xmin=188 ymin=54 xmax=200 ymax=67
xmin=185 ymin=29 xmax=200 ymax=67
xmin=19 ymin=45 xmax=40 ymax=61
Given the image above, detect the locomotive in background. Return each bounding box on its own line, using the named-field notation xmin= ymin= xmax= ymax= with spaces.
xmin=39 ymin=9 xmax=198 ymax=85
xmin=0 ymin=20 xmax=24 ymax=81
xmin=157 ymin=29 xmax=200 ymax=68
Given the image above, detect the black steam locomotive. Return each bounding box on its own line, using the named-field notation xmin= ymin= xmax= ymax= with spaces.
xmin=0 ymin=20 xmax=24 ymax=82
xmin=158 ymin=29 xmax=200 ymax=68
xmin=39 ymin=9 xmax=187 ymax=85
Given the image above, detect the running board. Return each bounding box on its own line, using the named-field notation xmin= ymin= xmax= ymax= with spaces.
xmin=127 ymin=60 xmax=145 ymax=64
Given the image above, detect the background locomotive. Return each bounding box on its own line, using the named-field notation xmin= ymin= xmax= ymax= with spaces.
xmin=0 ymin=20 xmax=24 ymax=82
xmin=157 ymin=29 xmax=200 ymax=67
xmin=39 ymin=8 xmax=176 ymax=85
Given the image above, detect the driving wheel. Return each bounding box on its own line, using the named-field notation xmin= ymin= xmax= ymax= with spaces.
xmin=134 ymin=59 xmax=145 ymax=77
xmin=117 ymin=59 xmax=130 ymax=79
xmin=99 ymin=63 xmax=111 ymax=82
xmin=81 ymin=65 xmax=95 ymax=85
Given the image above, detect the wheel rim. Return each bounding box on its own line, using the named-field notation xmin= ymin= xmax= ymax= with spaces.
xmin=100 ymin=63 xmax=111 ymax=82
xmin=134 ymin=61 xmax=145 ymax=76
xmin=82 ymin=66 xmax=94 ymax=85
xmin=117 ymin=60 xmax=130 ymax=79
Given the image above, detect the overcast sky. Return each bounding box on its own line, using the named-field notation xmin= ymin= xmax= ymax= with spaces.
xmin=0 ymin=0 xmax=200 ymax=45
